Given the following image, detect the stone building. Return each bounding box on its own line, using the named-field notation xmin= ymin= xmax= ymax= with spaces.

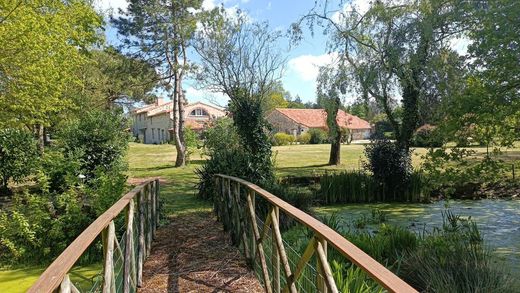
xmin=131 ymin=99 xmax=226 ymax=144
xmin=267 ymin=108 xmax=372 ymax=140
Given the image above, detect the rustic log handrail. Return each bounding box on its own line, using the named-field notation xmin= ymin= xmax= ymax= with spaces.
xmin=28 ymin=178 xmax=160 ymax=293
xmin=215 ymin=174 xmax=418 ymax=293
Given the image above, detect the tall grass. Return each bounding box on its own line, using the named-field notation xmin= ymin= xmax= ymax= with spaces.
xmin=318 ymin=170 xmax=428 ymax=203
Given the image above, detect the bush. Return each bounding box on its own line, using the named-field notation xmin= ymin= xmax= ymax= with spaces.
xmin=412 ymin=126 xmax=444 ymax=147
xmin=273 ymin=132 xmax=294 ymax=146
xmin=184 ymin=127 xmax=201 ymax=163
xmin=58 ymin=110 xmax=128 ymax=182
xmin=297 ymin=132 xmax=311 ymax=144
xmin=202 ymin=117 xmax=240 ymax=156
xmin=364 ymin=139 xmax=412 ymax=201
xmin=0 ymin=128 xmax=39 ymax=194
xmin=308 ymin=128 xmax=328 ymax=144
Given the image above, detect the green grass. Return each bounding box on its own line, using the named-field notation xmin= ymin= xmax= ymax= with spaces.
xmin=2 ymin=142 xmax=517 ymax=292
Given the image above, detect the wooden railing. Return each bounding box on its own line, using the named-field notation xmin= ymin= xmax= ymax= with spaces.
xmin=214 ymin=174 xmax=418 ymax=293
xmin=28 ymin=179 xmax=160 ymax=293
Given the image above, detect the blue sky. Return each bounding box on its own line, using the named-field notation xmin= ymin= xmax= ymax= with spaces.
xmin=97 ymin=0 xmax=469 ymax=106
xmin=97 ymin=0 xmax=339 ymax=106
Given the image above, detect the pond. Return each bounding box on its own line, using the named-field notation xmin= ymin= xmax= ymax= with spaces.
xmin=314 ymin=199 xmax=520 ymax=270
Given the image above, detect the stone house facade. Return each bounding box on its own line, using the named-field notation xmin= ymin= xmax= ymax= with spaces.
xmin=131 ymin=99 xmax=226 ymax=144
xmin=267 ymin=108 xmax=372 ymax=140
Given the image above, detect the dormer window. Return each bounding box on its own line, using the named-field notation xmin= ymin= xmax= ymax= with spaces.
xmin=190 ymin=108 xmax=208 ymax=116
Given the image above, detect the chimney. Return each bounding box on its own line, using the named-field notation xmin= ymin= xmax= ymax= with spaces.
xmin=155 ymin=98 xmax=165 ymax=106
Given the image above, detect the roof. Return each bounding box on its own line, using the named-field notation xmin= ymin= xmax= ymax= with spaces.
xmin=169 ymin=119 xmax=205 ymax=131
xmin=133 ymin=101 xmax=224 ymax=117
xmin=272 ymin=108 xmax=371 ymax=130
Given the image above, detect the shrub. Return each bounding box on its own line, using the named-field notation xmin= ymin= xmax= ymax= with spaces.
xmin=412 ymin=126 xmax=444 ymax=147
xmin=273 ymin=132 xmax=294 ymax=146
xmin=184 ymin=127 xmax=201 ymax=163
xmin=297 ymin=132 xmax=311 ymax=144
xmin=202 ymin=117 xmax=240 ymax=156
xmin=308 ymin=128 xmax=328 ymax=144
xmin=0 ymin=128 xmax=39 ymax=194
xmin=364 ymin=139 xmax=412 ymax=201
xmin=58 ymin=110 xmax=128 ymax=182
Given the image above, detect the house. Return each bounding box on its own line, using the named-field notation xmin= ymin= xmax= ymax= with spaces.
xmin=131 ymin=99 xmax=226 ymax=144
xmin=267 ymin=108 xmax=372 ymax=140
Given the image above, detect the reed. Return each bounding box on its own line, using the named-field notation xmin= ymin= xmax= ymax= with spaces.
xmin=318 ymin=170 xmax=429 ymax=204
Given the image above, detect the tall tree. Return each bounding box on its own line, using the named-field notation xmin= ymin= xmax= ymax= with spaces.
xmin=317 ymin=65 xmax=345 ymax=165
xmin=294 ymin=0 xmax=470 ymax=151
xmin=112 ymin=0 xmax=202 ymax=167
xmin=0 ymin=0 xmax=102 ymax=150
xmin=194 ymin=9 xmax=285 ymax=183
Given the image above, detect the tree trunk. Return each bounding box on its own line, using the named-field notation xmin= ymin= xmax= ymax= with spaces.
xmin=35 ymin=124 xmax=44 ymax=154
xmin=172 ymin=70 xmax=186 ymax=167
xmin=328 ymin=131 xmax=341 ymax=165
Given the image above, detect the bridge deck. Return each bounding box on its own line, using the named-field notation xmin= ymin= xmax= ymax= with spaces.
xmin=138 ymin=211 xmax=263 ymax=292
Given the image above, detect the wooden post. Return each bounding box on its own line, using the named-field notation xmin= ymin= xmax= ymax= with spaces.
xmin=249 ymin=190 xmax=257 ymax=268
xmin=123 ymin=199 xmax=135 ymax=293
xmin=246 ymin=192 xmax=273 ymax=293
xmin=155 ymin=179 xmax=160 ymax=226
xmin=137 ymin=189 xmax=145 ymax=287
xmin=316 ymin=240 xmax=338 ymax=293
xmin=146 ymin=182 xmax=152 ymax=257
xmin=151 ymin=180 xmax=157 ymax=238
xmin=272 ymin=206 xmax=280 ymax=293
xmin=59 ymin=274 xmax=71 ymax=293
xmin=270 ymin=210 xmax=297 ymax=293
xmin=316 ymin=237 xmax=328 ymax=293
xmin=102 ymin=221 xmax=116 ymax=293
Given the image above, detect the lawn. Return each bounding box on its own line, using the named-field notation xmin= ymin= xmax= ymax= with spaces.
xmin=2 ymin=141 xmax=518 ymax=292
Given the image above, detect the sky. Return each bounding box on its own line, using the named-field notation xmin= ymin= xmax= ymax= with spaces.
xmin=95 ymin=0 xmax=469 ymax=107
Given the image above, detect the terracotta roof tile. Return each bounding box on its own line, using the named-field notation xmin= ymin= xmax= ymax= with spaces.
xmin=274 ymin=108 xmax=371 ymax=130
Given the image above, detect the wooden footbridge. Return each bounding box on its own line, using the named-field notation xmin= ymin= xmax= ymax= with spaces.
xmin=28 ymin=176 xmax=417 ymax=293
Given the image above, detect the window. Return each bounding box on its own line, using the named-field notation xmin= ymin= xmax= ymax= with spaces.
xmin=139 ymin=114 xmax=141 ymax=121
xmin=152 ymin=128 xmax=155 ymax=139
xmin=162 ymin=129 xmax=165 ymax=141
xmin=190 ymin=108 xmax=207 ymax=116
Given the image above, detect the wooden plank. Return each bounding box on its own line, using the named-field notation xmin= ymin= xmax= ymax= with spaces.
xmin=146 ymin=183 xmax=152 ymax=257
xmin=151 ymin=180 xmax=157 ymax=238
xmin=316 ymin=238 xmax=327 ymax=293
xmin=284 ymin=237 xmax=316 ymax=293
xmin=102 ymin=221 xmax=116 ymax=293
xmin=270 ymin=210 xmax=297 ymax=293
xmin=216 ymin=174 xmax=418 ymax=293
xmin=246 ymin=192 xmax=273 ymax=293
xmin=124 ymin=199 xmax=135 ymax=293
xmin=137 ymin=189 xmax=145 ymax=287
xmin=28 ymin=179 xmax=158 ymax=293
xmin=272 ymin=207 xmax=280 ymax=293
xmin=59 ymin=274 xmax=71 ymax=293
xmin=259 ymin=206 xmax=273 ymax=244
xmin=316 ymin=241 xmax=338 ymax=293
xmin=155 ymin=179 xmax=160 ymax=227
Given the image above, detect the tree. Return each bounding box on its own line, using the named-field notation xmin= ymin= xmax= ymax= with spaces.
xmin=80 ymin=47 xmax=160 ymax=110
xmin=317 ymin=65 xmax=344 ymax=165
xmin=194 ymin=10 xmax=285 ymax=183
xmin=294 ymin=0 xmax=471 ymax=151
xmin=0 ymin=0 xmax=103 ymax=151
xmin=112 ymin=0 xmax=203 ymax=167
xmin=264 ymin=81 xmax=289 ymax=112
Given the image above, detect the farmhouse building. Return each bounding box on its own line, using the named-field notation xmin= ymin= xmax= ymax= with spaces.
xmin=131 ymin=99 xmax=226 ymax=144
xmin=267 ymin=108 xmax=372 ymax=140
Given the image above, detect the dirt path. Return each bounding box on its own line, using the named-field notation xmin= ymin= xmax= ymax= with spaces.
xmin=138 ymin=211 xmax=264 ymax=293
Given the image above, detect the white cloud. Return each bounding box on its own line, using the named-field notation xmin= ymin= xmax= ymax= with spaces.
xmin=94 ymin=0 xmax=128 ymax=15
xmin=332 ymin=0 xmax=370 ymax=24
xmin=450 ymin=36 xmax=471 ymax=56
xmin=185 ymin=86 xmax=228 ymax=106
xmin=287 ymin=53 xmax=338 ymax=82
xmin=202 ymin=0 xmax=217 ymax=10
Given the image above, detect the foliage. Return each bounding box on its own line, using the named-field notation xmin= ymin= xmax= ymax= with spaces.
xmin=296 ymin=132 xmax=311 ymax=144
xmin=308 ymin=129 xmax=328 ymax=144
xmin=411 ymin=126 xmax=444 ymax=148
xmin=420 ymin=147 xmax=508 ymax=198
xmin=113 ymin=0 xmax=203 ymax=167
xmin=272 ymin=132 xmax=295 ymax=146
xmin=0 ymin=129 xmax=39 ymax=193
xmin=202 ymin=117 xmax=240 ymax=156
xmin=364 ymin=139 xmax=413 ymax=199
xmin=184 ymin=127 xmax=201 ymax=164
xmin=319 ymin=170 xmax=426 ymax=203
xmin=0 ymin=0 xmax=102 ymax=128
xmin=58 ymin=110 xmax=129 ymax=182
xmin=263 ymin=81 xmax=289 ymax=112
